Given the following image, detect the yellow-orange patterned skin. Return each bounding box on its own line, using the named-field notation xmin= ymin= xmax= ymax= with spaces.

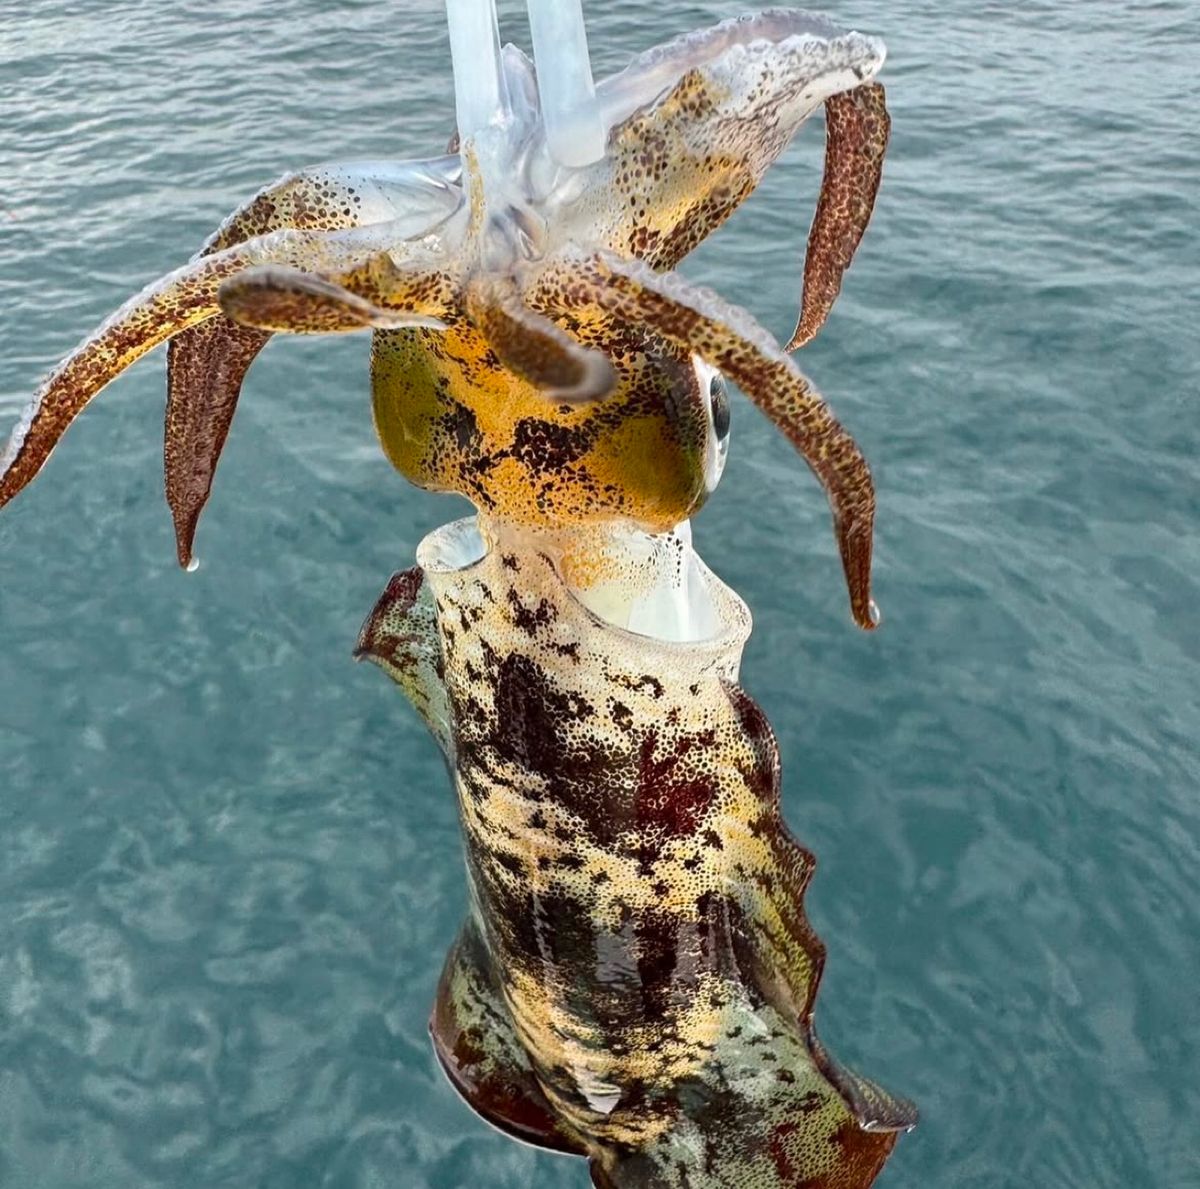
xmin=370 ymin=313 xmax=715 ymax=531
xmin=0 ymin=15 xmax=907 ymax=1185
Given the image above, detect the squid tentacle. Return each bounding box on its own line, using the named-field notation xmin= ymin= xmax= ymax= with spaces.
xmin=539 ymin=249 xmax=878 ymax=630
xmin=574 ymin=14 xmax=886 ymax=273
xmin=219 ymin=264 xmax=451 ymax=334
xmin=0 ymin=222 xmax=453 ymax=513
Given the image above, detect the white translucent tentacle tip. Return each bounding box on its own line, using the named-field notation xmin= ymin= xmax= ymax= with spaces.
xmin=186 ymin=557 xmax=200 ymax=573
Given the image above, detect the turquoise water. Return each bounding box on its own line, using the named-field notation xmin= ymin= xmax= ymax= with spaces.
xmin=1 ymin=1 xmax=1197 ymax=1185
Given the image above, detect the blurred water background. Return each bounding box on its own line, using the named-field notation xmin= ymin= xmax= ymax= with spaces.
xmin=0 ymin=1 xmax=1197 ymax=1185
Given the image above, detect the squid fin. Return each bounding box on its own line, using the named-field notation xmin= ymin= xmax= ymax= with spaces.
xmin=810 ymin=1030 xmax=918 ymax=1135
xmin=584 ymin=1010 xmax=907 ymax=1189
xmin=431 ymin=918 xmax=583 ymax=1156
xmin=582 ymin=682 xmax=913 ymax=1187
xmin=354 ymin=567 xmax=452 ymax=754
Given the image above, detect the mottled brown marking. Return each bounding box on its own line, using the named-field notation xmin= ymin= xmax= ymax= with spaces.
xmin=220 ymin=265 xmax=391 ymax=332
xmin=430 ymin=921 xmax=583 ymax=1156
xmin=412 ymin=530 xmax=911 ymax=1186
xmin=166 ymin=318 xmax=268 ymax=567
xmin=164 ymin=166 xmax=384 ymax=565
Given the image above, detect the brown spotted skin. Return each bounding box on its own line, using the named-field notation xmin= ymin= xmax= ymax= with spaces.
xmin=576 ymin=17 xmax=887 ymax=279
xmin=0 ymin=241 xmax=285 ymax=512
xmin=165 ymin=320 xmax=268 ymax=567
xmin=0 ymin=13 xmax=891 ymax=624
xmin=536 ymin=253 xmax=879 ymax=629
xmin=365 ymin=520 xmax=914 ymax=1187
xmin=0 ymin=218 xmax=455 ymax=518
xmin=464 ymin=275 xmax=617 ymax=404
xmin=788 ymin=84 xmax=891 ymax=352
xmin=599 ymin=66 xmax=774 ymax=270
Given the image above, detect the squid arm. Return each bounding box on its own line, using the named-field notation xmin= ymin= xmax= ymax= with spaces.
xmin=787 ymin=82 xmax=891 ymax=351
xmin=540 ymin=250 xmax=878 ymax=630
xmin=219 ymin=263 xmax=451 ymax=334
xmin=168 ymin=159 xmax=461 ymax=565
xmin=218 ymin=261 xmax=616 ymax=406
xmin=578 ymin=12 xmax=887 ymax=281
xmin=0 ymin=222 xmax=455 ymax=521
xmin=464 ymin=274 xmax=615 ymax=403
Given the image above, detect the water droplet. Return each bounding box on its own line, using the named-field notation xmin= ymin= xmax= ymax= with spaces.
xmin=186 ymin=557 xmax=200 ymax=573
xmin=868 ymin=598 xmax=881 ymax=627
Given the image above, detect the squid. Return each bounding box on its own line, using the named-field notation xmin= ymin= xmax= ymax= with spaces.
xmin=0 ymin=2 xmax=910 ymax=1186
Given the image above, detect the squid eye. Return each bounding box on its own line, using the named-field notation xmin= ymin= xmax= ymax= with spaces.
xmin=695 ymin=358 xmax=730 ymax=495
xmin=709 ymin=373 xmax=730 ymax=443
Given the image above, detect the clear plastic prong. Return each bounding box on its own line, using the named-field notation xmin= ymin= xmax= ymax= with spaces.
xmin=445 ymin=0 xmax=511 ymax=139
xmin=526 ymin=0 xmax=607 ymax=168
